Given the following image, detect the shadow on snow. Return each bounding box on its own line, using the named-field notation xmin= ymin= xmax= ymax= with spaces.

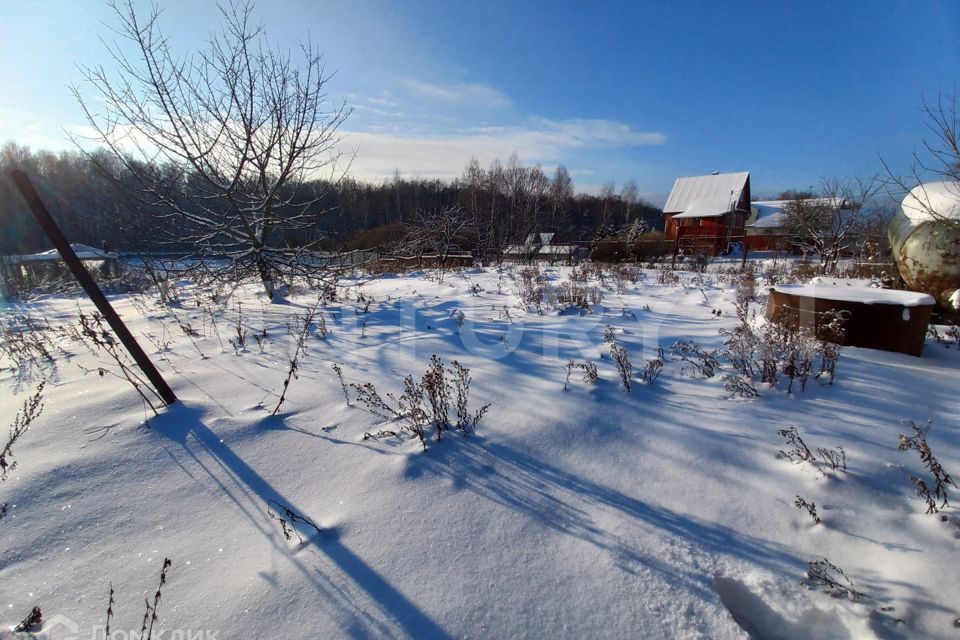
xmin=149 ymin=401 xmax=453 ymax=640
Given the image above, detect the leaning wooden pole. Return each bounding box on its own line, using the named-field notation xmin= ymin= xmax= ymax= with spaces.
xmin=9 ymin=169 xmax=177 ymax=406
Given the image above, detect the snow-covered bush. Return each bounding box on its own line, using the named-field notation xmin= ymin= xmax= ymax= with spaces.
xmin=794 ymin=496 xmax=821 ymax=525
xmin=655 ymin=265 xmax=680 ymax=286
xmin=609 ymin=343 xmax=632 ymax=392
xmin=578 ymin=361 xmax=599 ymax=384
xmin=788 ymin=261 xmax=828 ymax=283
xmin=512 ymin=266 xmax=546 ymax=310
xmin=350 ymin=356 xmax=489 ymax=450
xmin=611 ymin=264 xmax=641 ymax=294
xmin=720 ymin=293 xmax=845 ymax=391
xmin=512 ymin=266 xmax=604 ymax=313
xmin=569 ymin=265 xmax=591 ymax=283
xmin=1 ymin=381 xmax=45 ymax=522
xmin=640 ymin=347 xmax=664 ymax=385
xmin=268 ymin=501 xmax=322 ymax=543
xmin=228 ymin=302 xmax=247 ymax=353
xmin=803 ymin=559 xmax=863 ymax=600
xmin=564 ymin=360 xmax=599 ymax=389
xmin=899 ymin=420 xmax=957 ymax=514
xmin=0 ymin=313 xmax=56 ymax=378
xmin=450 ymin=360 xmax=489 ymax=434
xmin=554 ymin=282 xmax=590 ymax=310
xmin=422 ymin=355 xmax=451 ymax=438
xmin=670 ymin=340 xmax=720 ymax=378
xmin=76 ymin=310 xmax=167 ymax=416
xmin=777 ymin=427 xmax=815 ymax=463
xmin=351 ymin=382 xmax=400 ymax=420
xmin=776 ymin=427 xmax=846 ymax=475
xmin=449 ymin=308 xmax=466 ymax=330
xmin=602 ymin=325 xmax=617 ymax=344
xmin=689 ymin=253 xmax=709 ymax=273
xmin=266 ymin=302 xmax=320 ymax=415
xmin=722 ymin=374 xmax=759 ymax=398
xmin=331 ymin=363 xmax=350 ymax=405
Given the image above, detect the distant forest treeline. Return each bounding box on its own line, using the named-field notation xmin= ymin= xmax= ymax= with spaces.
xmin=0 ymin=143 xmax=662 ymax=256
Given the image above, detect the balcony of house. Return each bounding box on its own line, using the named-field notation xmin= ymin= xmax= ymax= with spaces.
xmin=674 ymin=219 xmax=733 ymax=255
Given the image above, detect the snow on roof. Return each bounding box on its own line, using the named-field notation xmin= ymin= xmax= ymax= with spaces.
xmin=521 ymin=233 xmax=555 ymax=247
xmin=670 ymin=200 xmax=730 ymax=219
xmin=747 ymin=197 xmax=849 ymax=229
xmin=504 ymin=242 xmax=575 ymax=256
xmin=899 ymin=180 xmax=960 ymax=223
xmin=774 ymin=283 xmax=935 ymax=306
xmin=663 ymin=171 xmax=749 ymax=216
xmin=747 ymin=202 xmax=788 ymax=228
xmin=538 ymin=244 xmax=576 ymax=255
xmin=808 ymin=277 xmax=878 ymax=288
xmin=21 ymin=243 xmax=111 ymax=261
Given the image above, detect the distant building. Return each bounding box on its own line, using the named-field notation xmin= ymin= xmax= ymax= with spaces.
xmin=745 ymin=197 xmax=849 ymax=252
xmin=503 ymin=233 xmax=580 ymax=264
xmin=744 ymin=200 xmax=794 ymax=251
xmin=663 ymin=171 xmax=751 ymax=254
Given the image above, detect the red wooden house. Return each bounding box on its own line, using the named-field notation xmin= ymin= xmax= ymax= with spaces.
xmin=663 ymin=171 xmax=751 ymax=255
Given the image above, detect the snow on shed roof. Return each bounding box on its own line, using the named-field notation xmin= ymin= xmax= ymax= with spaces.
xmin=663 ymin=171 xmax=749 ymax=216
xmin=774 ymin=283 xmax=934 ymax=307
xmin=748 ymin=201 xmax=788 ymax=228
xmin=747 ymin=197 xmax=850 ymax=229
xmin=520 ymin=233 xmax=555 ymax=247
xmin=17 ymin=243 xmax=112 ymax=262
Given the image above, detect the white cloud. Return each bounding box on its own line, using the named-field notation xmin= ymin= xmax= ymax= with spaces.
xmin=0 ymin=106 xmax=151 ymax=155
xmin=339 ymin=118 xmax=666 ymax=182
xmin=530 ymin=117 xmax=667 ymax=147
xmin=401 ymin=79 xmax=511 ymax=111
xmin=0 ymin=107 xmax=75 ymax=151
xmin=366 ymin=96 xmax=400 ymax=108
xmin=351 ymin=103 xmax=406 ymax=119
xmin=0 ymin=102 xmax=665 ymax=192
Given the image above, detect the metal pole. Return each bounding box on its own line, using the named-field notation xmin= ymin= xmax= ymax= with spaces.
xmin=9 ymin=170 xmax=177 ymax=405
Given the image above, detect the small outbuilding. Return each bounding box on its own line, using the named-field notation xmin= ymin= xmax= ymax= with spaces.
xmin=503 ymin=233 xmax=580 ymax=264
xmin=766 ymin=279 xmax=935 ymax=356
xmin=745 ymin=197 xmax=849 ymax=252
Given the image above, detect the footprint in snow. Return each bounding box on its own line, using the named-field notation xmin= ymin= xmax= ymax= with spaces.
xmin=713 ymin=576 xmax=866 ymax=640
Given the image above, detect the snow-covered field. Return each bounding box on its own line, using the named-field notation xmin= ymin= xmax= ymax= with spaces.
xmin=2 ymin=266 xmax=959 ymax=639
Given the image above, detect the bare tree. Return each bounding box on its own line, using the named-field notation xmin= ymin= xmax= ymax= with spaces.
xmin=620 ymin=180 xmax=638 ymax=222
xmin=504 ymin=153 xmax=533 ymax=242
xmin=484 ymin=159 xmax=510 ymax=261
xmin=599 ymin=181 xmax=616 ymax=226
xmin=882 ymin=89 xmax=960 ymax=229
xmin=401 ymin=204 xmax=476 ymax=266
xmin=72 ymin=0 xmax=351 ymax=300
xmin=526 ymin=164 xmax=550 ymax=235
xmin=783 ymin=176 xmax=880 ymax=274
xmin=549 ymin=165 xmax=574 ymax=235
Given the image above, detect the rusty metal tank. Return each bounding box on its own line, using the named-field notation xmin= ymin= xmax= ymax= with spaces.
xmin=889 ymin=180 xmax=960 ymax=307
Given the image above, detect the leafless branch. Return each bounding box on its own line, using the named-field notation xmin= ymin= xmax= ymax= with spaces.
xmin=72 ymin=0 xmax=352 ymax=299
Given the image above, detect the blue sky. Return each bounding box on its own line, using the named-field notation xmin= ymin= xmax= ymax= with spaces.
xmin=2 ymin=0 xmax=958 ymax=203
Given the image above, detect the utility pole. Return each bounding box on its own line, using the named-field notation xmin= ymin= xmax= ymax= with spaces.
xmin=9 ymin=170 xmax=177 ymax=406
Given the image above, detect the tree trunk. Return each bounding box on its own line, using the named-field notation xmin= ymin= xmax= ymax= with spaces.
xmin=255 ymin=250 xmax=277 ymax=301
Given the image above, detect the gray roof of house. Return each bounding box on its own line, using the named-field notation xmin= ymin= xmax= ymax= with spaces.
xmin=663 ymin=172 xmax=750 ymax=218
